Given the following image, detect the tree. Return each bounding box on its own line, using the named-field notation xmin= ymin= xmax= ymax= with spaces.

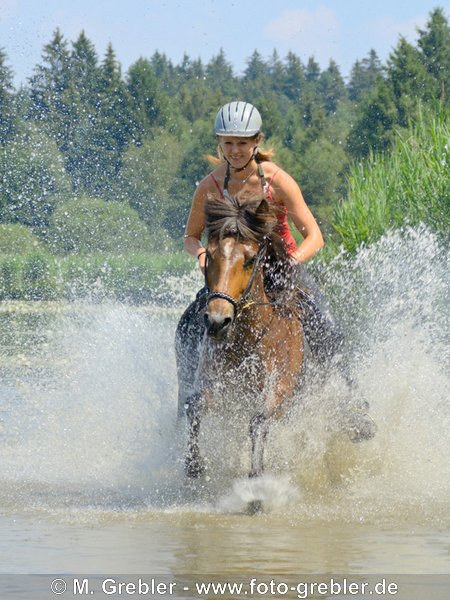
xmin=62 ymin=32 xmax=101 ymax=191
xmin=283 ymin=52 xmax=305 ymax=102
xmin=242 ymin=50 xmax=269 ymax=97
xmin=150 ymin=51 xmax=176 ymax=95
xmin=0 ymin=123 xmax=71 ymax=226
xmin=69 ymin=31 xmax=99 ymax=101
xmin=268 ymin=50 xmax=286 ymax=93
xmin=348 ymin=50 xmax=384 ymax=101
xmin=119 ymin=131 xmax=184 ymax=236
xmin=317 ymin=59 xmax=347 ymax=114
xmin=205 ymin=49 xmax=238 ymax=96
xmin=127 ymin=58 xmax=171 ymax=143
xmin=347 ymin=79 xmax=397 ymax=157
xmin=387 ymin=36 xmax=429 ymax=126
xmin=86 ymin=43 xmax=133 ymax=196
xmin=305 ymin=57 xmax=321 ymax=83
xmin=29 ymin=29 xmax=72 ymax=140
xmin=302 ymin=57 xmax=322 ymax=127
xmin=299 ymin=135 xmax=347 ymax=225
xmin=417 ymin=7 xmax=450 ymax=103
xmin=0 ymin=48 xmax=15 ymax=144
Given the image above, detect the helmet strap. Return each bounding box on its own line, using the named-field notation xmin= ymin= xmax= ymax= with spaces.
xmin=223 ymin=146 xmax=258 ymax=192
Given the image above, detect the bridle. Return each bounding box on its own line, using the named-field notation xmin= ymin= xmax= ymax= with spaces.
xmin=204 ymin=237 xmax=272 ymax=317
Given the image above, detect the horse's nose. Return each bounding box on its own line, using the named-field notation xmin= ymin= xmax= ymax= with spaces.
xmin=205 ymin=312 xmax=233 ymax=340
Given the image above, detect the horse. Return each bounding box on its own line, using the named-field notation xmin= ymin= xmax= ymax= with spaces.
xmin=175 ymin=195 xmax=304 ymax=491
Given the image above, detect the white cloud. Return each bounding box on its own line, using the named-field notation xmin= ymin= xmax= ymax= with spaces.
xmin=264 ymin=5 xmax=341 ymax=66
xmin=362 ymin=8 xmax=450 ymax=63
xmin=368 ymin=14 xmax=427 ymax=48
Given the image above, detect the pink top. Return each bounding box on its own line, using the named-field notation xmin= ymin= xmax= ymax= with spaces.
xmin=209 ymin=170 xmax=297 ymax=255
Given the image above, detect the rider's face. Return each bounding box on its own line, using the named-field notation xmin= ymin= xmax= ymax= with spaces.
xmin=217 ymin=136 xmax=257 ymax=169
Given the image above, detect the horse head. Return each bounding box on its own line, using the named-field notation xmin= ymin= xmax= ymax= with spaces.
xmin=203 ymin=195 xmax=283 ymax=340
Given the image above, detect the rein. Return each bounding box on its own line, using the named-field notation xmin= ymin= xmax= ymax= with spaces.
xmin=204 ymin=238 xmax=273 ymax=316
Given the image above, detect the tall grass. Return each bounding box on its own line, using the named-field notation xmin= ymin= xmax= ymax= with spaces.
xmin=331 ymin=109 xmax=449 ymax=254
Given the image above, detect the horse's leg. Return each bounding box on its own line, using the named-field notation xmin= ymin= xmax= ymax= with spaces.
xmin=185 ymin=393 xmax=205 ymax=478
xmin=248 ymin=334 xmax=302 ymax=480
xmin=249 ymin=412 xmax=269 ymax=478
xmin=175 ymin=295 xmax=206 ymax=418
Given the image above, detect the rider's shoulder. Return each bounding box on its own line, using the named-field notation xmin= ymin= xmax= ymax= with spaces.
xmin=197 ymin=165 xmax=226 ymax=192
xmin=260 ymin=162 xmax=291 ymax=186
xmin=195 ymin=172 xmax=217 ymax=196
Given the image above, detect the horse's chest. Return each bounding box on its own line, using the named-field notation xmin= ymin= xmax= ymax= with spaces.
xmin=203 ymin=340 xmax=266 ymax=392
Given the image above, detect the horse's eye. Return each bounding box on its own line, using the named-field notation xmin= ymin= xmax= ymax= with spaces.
xmin=244 ymin=256 xmax=257 ymax=269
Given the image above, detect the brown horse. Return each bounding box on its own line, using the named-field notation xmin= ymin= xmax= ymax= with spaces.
xmin=177 ymin=195 xmax=304 ymax=488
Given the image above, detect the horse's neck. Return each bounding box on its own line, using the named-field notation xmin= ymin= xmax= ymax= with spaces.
xmin=234 ymin=273 xmax=272 ymax=337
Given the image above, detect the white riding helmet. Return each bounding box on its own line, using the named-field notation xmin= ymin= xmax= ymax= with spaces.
xmin=214 ymin=101 xmax=262 ymax=137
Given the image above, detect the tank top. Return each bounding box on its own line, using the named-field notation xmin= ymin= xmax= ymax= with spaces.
xmin=209 ymin=169 xmax=297 ymax=255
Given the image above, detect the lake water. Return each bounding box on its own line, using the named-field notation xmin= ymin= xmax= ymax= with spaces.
xmin=0 ymin=228 xmax=449 ymax=599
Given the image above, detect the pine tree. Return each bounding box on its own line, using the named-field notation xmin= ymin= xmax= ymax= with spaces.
xmin=317 ymin=59 xmax=347 ymax=114
xmin=150 ymin=51 xmax=176 ymax=95
xmin=305 ymin=57 xmax=321 ymax=83
xmin=176 ymin=53 xmax=194 ymax=85
xmin=417 ymin=7 xmax=450 ymax=104
xmin=29 ymin=29 xmax=72 ymax=142
xmin=268 ymin=50 xmax=285 ymax=93
xmin=348 ymin=50 xmax=384 ymax=101
xmin=62 ymin=31 xmax=100 ymax=190
xmin=387 ymin=36 xmax=429 ymax=126
xmin=86 ymin=43 xmax=133 ymax=195
xmin=0 ymin=48 xmax=15 ymax=144
xmin=205 ymin=49 xmax=238 ymax=96
xmin=283 ymin=52 xmax=305 ymax=102
xmin=70 ymin=31 xmax=99 ymax=103
xmin=242 ymin=50 xmax=269 ymax=98
xmin=127 ymin=58 xmax=170 ymax=143
xmin=347 ymin=79 xmax=397 ymax=157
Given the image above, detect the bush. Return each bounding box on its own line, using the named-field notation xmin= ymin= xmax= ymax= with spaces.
xmin=46 ymin=196 xmax=154 ymax=254
xmin=0 ymin=224 xmax=43 ymax=254
xmin=0 ymin=252 xmax=192 ymax=302
xmin=0 ymin=252 xmax=58 ymax=300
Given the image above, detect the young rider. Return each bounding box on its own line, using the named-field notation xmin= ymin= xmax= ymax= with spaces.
xmin=177 ymin=101 xmax=376 ymax=442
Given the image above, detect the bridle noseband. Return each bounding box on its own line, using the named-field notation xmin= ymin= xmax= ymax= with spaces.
xmin=204 ymin=238 xmax=268 ymax=316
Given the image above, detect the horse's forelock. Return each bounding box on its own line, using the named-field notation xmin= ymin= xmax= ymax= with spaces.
xmin=205 ymin=194 xmax=293 ymax=281
xmin=205 ymin=195 xmax=277 ymax=243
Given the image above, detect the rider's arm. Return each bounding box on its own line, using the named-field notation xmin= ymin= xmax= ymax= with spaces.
xmin=273 ymin=170 xmax=324 ymax=263
xmin=183 ymin=180 xmax=209 ymax=269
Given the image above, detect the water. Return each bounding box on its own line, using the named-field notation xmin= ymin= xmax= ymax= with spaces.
xmin=0 ymin=227 xmax=449 ymax=598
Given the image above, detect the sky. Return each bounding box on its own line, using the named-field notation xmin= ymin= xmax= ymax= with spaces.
xmin=1 ymin=0 xmax=449 ymax=86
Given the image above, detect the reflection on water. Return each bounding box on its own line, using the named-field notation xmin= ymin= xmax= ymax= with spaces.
xmin=1 ymin=511 xmax=449 ymax=575
xmin=0 ymin=227 xmax=449 ymax=581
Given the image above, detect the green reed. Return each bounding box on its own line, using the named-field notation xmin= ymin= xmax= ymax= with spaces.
xmin=331 ymin=109 xmax=449 ymax=255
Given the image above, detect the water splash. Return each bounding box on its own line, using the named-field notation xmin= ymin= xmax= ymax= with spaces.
xmin=217 ymin=475 xmax=301 ymax=514
xmin=0 ymin=226 xmax=448 ymax=523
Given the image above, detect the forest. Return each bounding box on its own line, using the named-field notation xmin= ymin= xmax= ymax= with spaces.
xmin=0 ymin=7 xmax=448 ymax=301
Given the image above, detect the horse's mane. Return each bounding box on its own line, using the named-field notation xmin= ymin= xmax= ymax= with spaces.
xmin=205 ymin=195 xmax=295 ymax=291
xmin=205 ymin=194 xmax=280 ymax=245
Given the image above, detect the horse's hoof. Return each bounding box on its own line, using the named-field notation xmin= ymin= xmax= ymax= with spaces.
xmin=185 ymin=453 xmax=206 ymax=478
xmin=345 ymin=410 xmax=377 ymax=443
xmin=246 ymin=500 xmax=263 ymax=515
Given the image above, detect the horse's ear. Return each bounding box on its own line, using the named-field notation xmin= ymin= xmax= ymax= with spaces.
xmin=255 ymin=198 xmax=270 ymax=216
